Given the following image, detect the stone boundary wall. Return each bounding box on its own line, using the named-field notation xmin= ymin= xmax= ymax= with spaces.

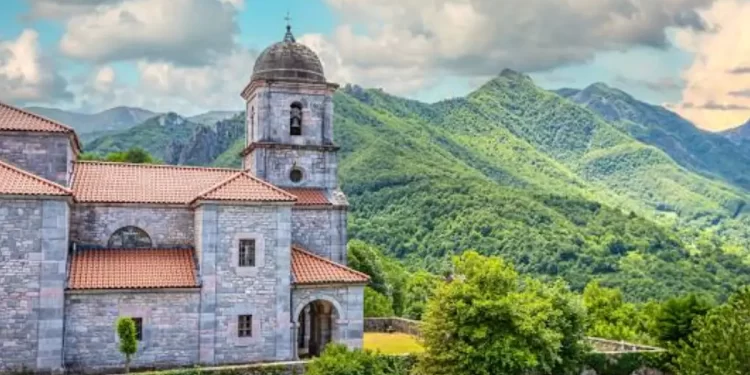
xmin=364 ymin=318 xmax=422 ymax=338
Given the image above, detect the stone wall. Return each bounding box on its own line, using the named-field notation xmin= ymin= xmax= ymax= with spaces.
xmin=291 ymin=208 xmax=347 ymax=264
xmin=292 ymin=285 xmax=365 ymax=352
xmin=247 ymin=148 xmax=338 ymax=190
xmin=247 ymin=85 xmax=334 ymax=147
xmin=363 ymin=318 xmax=422 ymax=338
xmin=70 ymin=205 xmax=194 ymax=248
xmin=63 ymin=291 xmax=200 ymax=372
xmin=0 ymin=132 xmax=73 ymax=186
xmin=196 ymin=204 xmax=293 ymax=365
xmin=0 ymin=199 xmax=69 ymax=373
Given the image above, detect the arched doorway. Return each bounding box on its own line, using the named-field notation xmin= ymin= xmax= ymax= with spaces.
xmin=296 ymin=300 xmax=339 ymax=358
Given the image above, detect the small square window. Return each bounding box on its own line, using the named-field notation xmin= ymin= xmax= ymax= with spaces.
xmin=132 ymin=317 xmax=143 ymax=341
xmin=239 ymin=239 xmax=256 ymax=267
xmin=238 ymin=315 xmax=253 ymax=337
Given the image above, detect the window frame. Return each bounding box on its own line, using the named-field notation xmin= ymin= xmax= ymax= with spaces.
xmin=238 ymin=315 xmax=253 ymax=338
xmin=132 ymin=317 xmax=144 ymax=341
xmin=238 ymin=239 xmax=256 ymax=268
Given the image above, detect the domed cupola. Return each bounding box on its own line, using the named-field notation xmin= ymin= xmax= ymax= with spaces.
xmin=251 ymin=25 xmax=326 ymax=83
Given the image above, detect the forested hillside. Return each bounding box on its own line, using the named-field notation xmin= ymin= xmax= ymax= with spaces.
xmin=81 ymin=71 xmax=750 ymax=301
xmin=558 ymin=83 xmax=750 ymax=191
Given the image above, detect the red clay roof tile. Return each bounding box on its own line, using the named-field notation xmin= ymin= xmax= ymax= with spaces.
xmin=282 ymin=188 xmax=331 ymax=206
xmin=0 ymin=101 xmax=82 ymax=150
xmin=0 ymin=159 xmax=72 ymax=197
xmin=68 ymin=248 xmax=198 ymax=290
xmin=291 ymin=245 xmax=370 ymax=285
xmin=193 ymin=172 xmax=297 ymax=204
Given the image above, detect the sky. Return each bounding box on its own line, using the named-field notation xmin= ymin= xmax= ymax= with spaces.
xmin=1 ymin=0 xmax=750 ymax=131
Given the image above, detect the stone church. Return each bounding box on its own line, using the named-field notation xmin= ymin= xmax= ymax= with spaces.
xmin=0 ymin=25 xmax=368 ymax=373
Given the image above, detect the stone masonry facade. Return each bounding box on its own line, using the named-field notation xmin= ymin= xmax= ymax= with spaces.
xmin=70 ymin=205 xmax=194 ymax=248
xmin=0 ymin=199 xmax=69 ymax=373
xmin=0 ymin=32 xmax=365 ymax=374
xmin=292 ymin=208 xmax=347 ymax=265
xmin=0 ymin=133 xmax=73 ymax=187
xmin=63 ymin=291 xmax=200 ymax=371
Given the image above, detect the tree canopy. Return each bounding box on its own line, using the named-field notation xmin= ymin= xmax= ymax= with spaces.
xmin=419 ymin=251 xmax=588 ymax=375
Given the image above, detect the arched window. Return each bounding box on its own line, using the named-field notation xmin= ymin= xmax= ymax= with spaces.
xmin=290 ymin=102 xmax=303 ymax=136
xmin=108 ymin=226 xmax=152 ymax=248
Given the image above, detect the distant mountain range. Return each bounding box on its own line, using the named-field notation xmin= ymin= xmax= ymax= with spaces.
xmin=25 ymin=106 xmax=158 ymax=136
xmin=26 ymin=71 xmax=750 ymax=302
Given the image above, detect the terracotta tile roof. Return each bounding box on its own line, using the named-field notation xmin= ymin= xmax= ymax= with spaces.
xmin=291 ymin=245 xmax=370 ymax=285
xmin=283 ymin=188 xmax=331 ymax=206
xmin=72 ymin=161 xmax=235 ymax=204
xmin=0 ymin=159 xmax=72 ymax=197
xmin=68 ymin=248 xmax=198 ymax=290
xmin=0 ymin=101 xmax=82 ymax=151
xmin=193 ymin=172 xmax=297 ymax=204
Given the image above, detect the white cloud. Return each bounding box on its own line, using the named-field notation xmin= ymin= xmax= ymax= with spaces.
xmin=72 ymin=48 xmax=257 ymax=114
xmin=670 ymin=0 xmax=750 ymax=131
xmin=311 ymin=0 xmax=716 ymax=96
xmin=23 ymin=0 xmax=124 ymax=20
xmin=0 ymin=29 xmax=72 ymax=104
xmin=59 ymin=0 xmax=241 ymax=65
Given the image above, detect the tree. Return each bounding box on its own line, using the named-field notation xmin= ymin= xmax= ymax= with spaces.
xmin=348 ymin=240 xmax=389 ymax=295
xmin=418 ymin=251 xmax=588 ymax=375
xmin=402 ymin=270 xmax=440 ymax=320
xmin=364 ymin=287 xmax=395 ymax=317
xmin=116 ymin=317 xmax=138 ymax=373
xmin=674 ymin=287 xmax=750 ymax=375
xmin=582 ymin=281 xmax=648 ymax=341
xmin=80 ymin=147 xmax=158 ymax=164
xmin=652 ymin=294 xmax=713 ymax=346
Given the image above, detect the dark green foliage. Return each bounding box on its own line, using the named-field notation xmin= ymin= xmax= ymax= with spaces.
xmin=364 ymin=287 xmax=395 ymax=318
xmin=674 ymin=287 xmax=750 ymax=375
xmin=81 ymin=147 xmax=159 ymax=164
xmin=306 ymin=344 xmax=385 ymax=375
xmin=402 ymin=271 xmax=440 ymax=320
xmin=116 ymin=317 xmax=138 ymax=373
xmin=582 ymin=282 xmax=651 ymax=342
xmin=583 ymin=352 xmax=670 ymax=375
xmin=349 ymin=240 xmax=390 ymax=295
xmin=419 ymin=251 xmax=588 ymax=375
xmin=652 ymin=294 xmax=713 ymax=346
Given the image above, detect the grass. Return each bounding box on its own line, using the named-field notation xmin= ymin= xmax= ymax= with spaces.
xmin=363 ymin=333 xmax=424 ymax=354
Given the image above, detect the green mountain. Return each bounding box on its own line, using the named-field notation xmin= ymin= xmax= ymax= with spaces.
xmin=82 ymin=72 xmax=750 ymax=301
xmin=558 ymin=83 xmax=750 ymax=190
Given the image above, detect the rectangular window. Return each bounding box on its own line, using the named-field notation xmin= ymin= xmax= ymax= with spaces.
xmin=132 ymin=317 xmax=143 ymax=341
xmin=238 ymin=315 xmax=253 ymax=337
xmin=239 ymin=239 xmax=256 ymax=267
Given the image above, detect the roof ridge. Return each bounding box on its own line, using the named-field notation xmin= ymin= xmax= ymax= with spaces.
xmin=0 ymin=101 xmax=76 ymax=133
xmin=241 ymin=172 xmax=298 ymax=200
xmin=74 ymin=160 xmax=243 ymax=172
xmin=192 ymin=171 xmax=297 ymax=203
xmin=0 ymin=159 xmax=73 ymax=195
xmin=292 ymin=244 xmax=370 ymax=279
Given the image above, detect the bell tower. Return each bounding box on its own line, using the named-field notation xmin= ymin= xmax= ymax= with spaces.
xmin=240 ymin=24 xmax=340 ymax=189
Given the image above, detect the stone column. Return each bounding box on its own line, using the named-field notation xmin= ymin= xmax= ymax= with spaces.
xmin=36 ymin=200 xmax=69 ymax=371
xmin=198 ymin=205 xmax=218 ymax=364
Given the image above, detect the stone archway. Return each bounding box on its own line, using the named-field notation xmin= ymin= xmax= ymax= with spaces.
xmin=295 ymin=300 xmax=340 ymax=358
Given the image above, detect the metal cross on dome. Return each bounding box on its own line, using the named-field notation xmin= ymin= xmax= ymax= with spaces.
xmin=284 ymin=11 xmax=296 ymax=43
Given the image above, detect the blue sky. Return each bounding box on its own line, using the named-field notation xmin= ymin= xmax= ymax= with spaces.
xmin=1 ymin=0 xmax=749 ymax=130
